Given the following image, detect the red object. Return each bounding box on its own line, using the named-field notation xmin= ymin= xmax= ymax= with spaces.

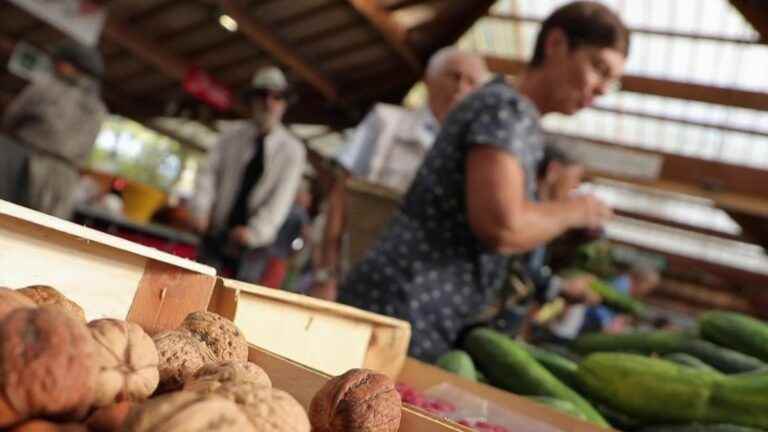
xmin=183 ymin=67 xmax=233 ymax=111
xmin=259 ymin=257 xmax=288 ymax=289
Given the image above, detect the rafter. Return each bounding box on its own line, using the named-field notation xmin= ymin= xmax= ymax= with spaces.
xmin=218 ymin=0 xmax=339 ymax=102
xmin=729 ymin=0 xmax=768 ymax=43
xmin=589 ymin=105 xmax=768 ymax=139
xmin=486 ymin=55 xmax=768 ymax=111
xmin=551 ymin=132 xmax=768 ymax=200
xmin=346 ymin=0 xmax=421 ymax=73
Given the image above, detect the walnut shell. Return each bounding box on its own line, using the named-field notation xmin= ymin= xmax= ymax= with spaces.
xmin=180 ymin=311 xmax=248 ymax=362
xmin=184 ymin=380 xmax=269 ymax=406
xmin=86 ymin=401 xmax=135 ymax=432
xmin=0 ymin=307 xmax=97 ymax=425
xmin=189 ymin=360 xmax=271 ymax=389
xmin=309 ymin=369 xmax=401 ymax=432
xmin=17 ymin=286 xmax=86 ymax=322
xmin=240 ymin=388 xmax=310 ymax=432
xmin=9 ymin=420 xmax=88 ymax=432
xmin=88 ymin=319 xmax=159 ymax=407
xmin=153 ymin=330 xmax=215 ymax=392
xmin=123 ymin=391 xmax=255 ymax=432
xmin=0 ymin=287 xmax=36 ymax=320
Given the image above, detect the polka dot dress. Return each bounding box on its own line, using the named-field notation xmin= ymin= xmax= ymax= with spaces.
xmin=339 ymin=76 xmax=544 ymax=362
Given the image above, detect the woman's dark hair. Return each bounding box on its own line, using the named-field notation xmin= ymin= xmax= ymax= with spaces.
xmin=530 ymin=1 xmax=630 ymax=68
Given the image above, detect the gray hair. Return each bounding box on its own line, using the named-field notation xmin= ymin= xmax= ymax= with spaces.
xmin=425 ymin=46 xmax=486 ymax=80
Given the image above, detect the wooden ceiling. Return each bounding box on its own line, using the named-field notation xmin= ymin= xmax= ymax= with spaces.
xmin=0 ymin=0 xmax=494 ymax=127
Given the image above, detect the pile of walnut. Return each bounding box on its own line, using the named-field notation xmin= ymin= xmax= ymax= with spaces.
xmin=0 ymin=285 xmax=316 ymax=432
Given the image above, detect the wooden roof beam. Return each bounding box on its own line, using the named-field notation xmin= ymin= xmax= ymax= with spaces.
xmin=486 ymin=55 xmax=768 ymax=111
xmin=102 ymin=16 xmax=250 ymax=117
xmin=613 ymin=209 xmax=746 ymax=243
xmin=729 ymin=0 xmax=768 ymax=43
xmin=102 ymin=17 xmax=187 ymax=81
xmin=218 ymin=0 xmax=339 ymax=102
xmin=551 ymin=131 xmax=768 ymax=200
xmin=346 ymin=0 xmax=422 ymax=73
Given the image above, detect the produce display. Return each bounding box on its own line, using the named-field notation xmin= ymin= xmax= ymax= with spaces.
xmin=424 ymin=311 xmax=768 ymax=432
xmin=0 ymin=286 xmax=315 ymax=432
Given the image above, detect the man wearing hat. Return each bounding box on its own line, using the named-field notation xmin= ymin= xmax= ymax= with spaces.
xmin=192 ymin=65 xmax=307 ymax=279
xmin=2 ymin=39 xmax=107 ymax=219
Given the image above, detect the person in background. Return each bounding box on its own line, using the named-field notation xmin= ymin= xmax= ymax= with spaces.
xmin=338 ymin=1 xmax=628 ymax=361
xmin=311 ymin=47 xmax=490 ymax=301
xmin=490 ymin=144 xmax=601 ymax=336
xmin=583 ymin=264 xmax=660 ymax=334
xmin=1 ymin=39 xmax=107 ymax=219
xmin=191 ymin=66 xmax=306 ymax=280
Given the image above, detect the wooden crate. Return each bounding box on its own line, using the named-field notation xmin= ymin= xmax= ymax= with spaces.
xmin=216 ymin=278 xmax=411 ymax=378
xmin=0 ymin=200 xmax=216 ymax=333
xmin=0 ymin=199 xmax=465 ymax=432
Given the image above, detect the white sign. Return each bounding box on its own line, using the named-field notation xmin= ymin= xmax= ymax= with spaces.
xmin=9 ymin=0 xmax=106 ymax=47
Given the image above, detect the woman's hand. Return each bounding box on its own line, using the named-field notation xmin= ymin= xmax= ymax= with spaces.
xmin=567 ymin=194 xmax=613 ymax=230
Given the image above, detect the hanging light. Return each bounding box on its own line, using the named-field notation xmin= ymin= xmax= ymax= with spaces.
xmin=219 ymin=14 xmax=238 ymax=32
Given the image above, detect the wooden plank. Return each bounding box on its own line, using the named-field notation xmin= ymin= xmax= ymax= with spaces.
xmin=613 ymin=209 xmax=745 ymax=243
xmin=589 ymin=104 xmax=768 ymax=139
xmin=347 ymin=0 xmax=422 ymax=73
xmin=485 ymin=55 xmax=768 ymax=111
xmin=551 ymin=132 xmax=768 ymax=210
xmin=225 ymin=278 xmax=410 ymax=377
xmin=127 ymin=260 xmax=216 ymax=335
xmin=609 ymin=239 xmax=768 ymax=289
xmin=102 ymin=17 xmax=188 ymax=80
xmin=399 ymin=359 xmax=613 ymax=432
xmin=219 ymin=0 xmax=339 ymax=102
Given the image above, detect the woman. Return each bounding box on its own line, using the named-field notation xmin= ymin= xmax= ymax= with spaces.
xmin=339 ymin=1 xmax=630 ymax=361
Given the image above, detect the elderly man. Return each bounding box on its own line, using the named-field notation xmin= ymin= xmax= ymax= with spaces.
xmin=1 ymin=39 xmax=107 ymax=219
xmin=310 ymin=47 xmax=490 ymax=300
xmin=192 ymin=66 xmax=306 ymax=280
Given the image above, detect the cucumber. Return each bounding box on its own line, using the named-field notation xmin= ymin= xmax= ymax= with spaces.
xmin=700 ymin=311 xmax=768 ymax=363
xmin=522 ymin=343 xmax=581 ymax=389
xmin=436 ymin=350 xmax=478 ymax=381
xmin=663 ymin=352 xmax=721 ymax=374
xmin=578 ymin=353 xmax=768 ymax=429
xmin=639 ymin=424 xmax=767 ymax=432
xmin=465 ymin=328 xmax=609 ymax=427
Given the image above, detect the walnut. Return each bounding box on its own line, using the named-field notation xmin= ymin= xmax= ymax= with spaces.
xmin=240 ymin=388 xmax=310 ymax=432
xmin=0 ymin=287 xmax=35 ymax=320
xmin=9 ymin=420 xmax=88 ymax=432
xmin=88 ymin=319 xmax=159 ymax=407
xmin=123 ymin=391 xmax=255 ymax=432
xmin=184 ymin=380 xmax=269 ymax=407
xmin=17 ymin=286 xmax=86 ymax=322
xmin=189 ymin=360 xmax=271 ymax=389
xmin=309 ymin=369 xmax=401 ymax=432
xmin=86 ymin=401 xmax=135 ymax=432
xmin=153 ymin=330 xmax=215 ymax=392
xmin=0 ymin=307 xmax=97 ymax=427
xmin=180 ymin=311 xmax=248 ymax=362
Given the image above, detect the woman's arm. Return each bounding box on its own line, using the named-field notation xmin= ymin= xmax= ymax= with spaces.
xmin=466 ymin=145 xmax=610 ymax=254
